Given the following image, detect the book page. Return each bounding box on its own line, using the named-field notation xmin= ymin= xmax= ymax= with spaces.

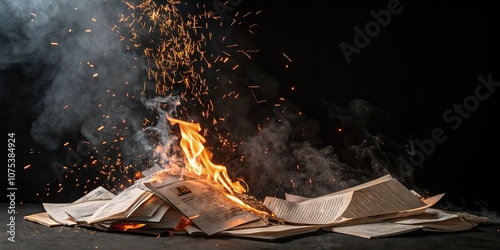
xmin=145 ymin=177 xmax=260 ymax=236
xmin=86 ymin=187 xmax=153 ymax=224
xmin=329 ymin=174 xmax=394 ymax=196
xmin=285 ymin=193 xmax=310 ymax=203
xmin=127 ymin=200 xmax=170 ymax=222
xmin=285 ymin=175 xmax=396 ymax=202
xmin=62 ymin=200 xmax=110 ymax=223
xmin=142 ymin=175 xmax=185 ymax=204
xmin=327 ymin=207 xmax=467 ymax=238
xmin=101 ymin=209 xmax=184 ymax=232
xmin=323 ymin=203 xmax=431 ymax=230
xmin=42 ymin=185 xmax=117 ymax=226
xmin=322 ymin=193 xmax=444 ymax=230
xmin=73 ymin=186 xmax=116 ymax=203
xmin=341 ymin=179 xmax=427 ymax=218
xmin=390 ymin=208 xmax=477 ymax=232
xmin=219 ymin=223 xmax=322 ymax=240
xmin=229 ymin=218 xmax=270 ymax=230
xmin=128 ymin=196 xmax=163 ymax=217
xmin=419 ymin=217 xmax=477 ymax=232
xmin=392 ymin=208 xmax=459 ymax=225
xmin=182 ymin=224 xmax=206 ymax=236
xmin=42 ymin=203 xmax=77 ymax=226
xmin=24 ymin=212 xmax=62 ymax=227
xmin=445 ymin=210 xmax=500 ymax=225
xmin=263 ymin=191 xmax=353 ymax=225
xmin=328 ymin=222 xmax=422 ymax=239
xmin=146 ymin=210 xmax=185 ymax=228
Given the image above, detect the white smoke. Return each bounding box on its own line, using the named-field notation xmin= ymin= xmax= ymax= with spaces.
xmin=1 ymin=0 xmax=148 ymax=151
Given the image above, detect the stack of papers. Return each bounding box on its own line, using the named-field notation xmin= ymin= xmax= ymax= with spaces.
xmin=25 ymin=173 xmax=498 ymax=240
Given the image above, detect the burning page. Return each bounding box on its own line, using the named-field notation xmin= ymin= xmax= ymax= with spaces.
xmin=144 ymin=175 xmax=260 ymax=236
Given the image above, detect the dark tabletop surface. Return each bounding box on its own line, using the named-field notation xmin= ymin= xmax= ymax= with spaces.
xmin=1 ymin=203 xmax=500 ymax=250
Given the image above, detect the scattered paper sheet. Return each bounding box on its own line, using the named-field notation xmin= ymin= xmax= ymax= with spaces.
xmin=264 ymin=192 xmax=352 ymax=224
xmin=145 ymin=177 xmax=260 ymax=235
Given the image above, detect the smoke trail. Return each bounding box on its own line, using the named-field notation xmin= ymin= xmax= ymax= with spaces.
xmin=232 ymin=98 xmax=418 ymax=200
xmin=235 ymin=119 xmax=352 ymax=199
xmin=0 ymin=0 xmax=169 ymax=197
xmin=125 ymin=95 xmax=185 ymax=176
xmin=1 ymin=0 xmax=148 ymax=150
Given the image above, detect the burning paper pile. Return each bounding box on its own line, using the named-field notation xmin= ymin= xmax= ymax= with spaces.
xmin=24 ymin=115 xmax=497 ymax=239
xmin=26 ymin=172 xmax=495 ymax=240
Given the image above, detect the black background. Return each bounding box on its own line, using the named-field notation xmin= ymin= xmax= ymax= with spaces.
xmin=246 ymin=1 xmax=500 ymax=212
xmin=1 ymin=0 xmax=499 ymax=214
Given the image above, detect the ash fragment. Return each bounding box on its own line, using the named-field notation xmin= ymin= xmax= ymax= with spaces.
xmin=235 ymin=193 xmax=284 ymax=224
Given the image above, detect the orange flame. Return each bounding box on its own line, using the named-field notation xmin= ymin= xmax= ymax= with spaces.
xmin=175 ymin=216 xmax=194 ymax=231
xmin=120 ymin=223 xmax=146 ymax=231
xmin=167 ymin=116 xmax=246 ymax=195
